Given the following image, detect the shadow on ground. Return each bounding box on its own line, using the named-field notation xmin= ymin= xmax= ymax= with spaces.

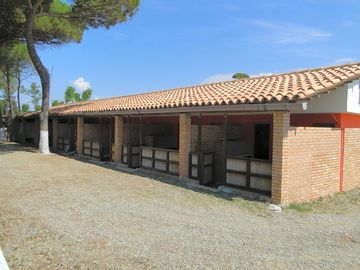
xmin=65 ymin=153 xmax=269 ymax=204
xmin=0 ymin=142 xmax=38 ymax=155
xmin=1 ymin=141 xmax=269 ymax=204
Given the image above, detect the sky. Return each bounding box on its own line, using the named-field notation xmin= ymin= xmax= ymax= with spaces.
xmin=25 ymin=0 xmax=360 ymax=104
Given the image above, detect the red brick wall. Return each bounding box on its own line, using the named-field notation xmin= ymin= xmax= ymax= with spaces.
xmin=343 ymin=128 xmax=360 ymax=191
xmin=112 ymin=116 xmax=124 ymax=162
xmin=286 ymin=127 xmax=341 ymax=203
xmin=271 ymin=112 xmax=290 ymax=204
xmin=179 ymin=113 xmax=191 ymax=177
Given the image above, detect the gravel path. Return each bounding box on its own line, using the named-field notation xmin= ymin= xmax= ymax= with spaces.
xmin=0 ymin=142 xmax=360 ymax=269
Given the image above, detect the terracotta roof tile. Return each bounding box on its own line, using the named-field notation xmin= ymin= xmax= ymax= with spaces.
xmin=49 ymin=62 xmax=360 ymax=115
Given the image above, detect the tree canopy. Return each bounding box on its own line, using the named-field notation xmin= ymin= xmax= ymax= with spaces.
xmin=52 ymin=99 xmax=64 ymax=107
xmin=0 ymin=43 xmax=28 ymax=117
xmin=23 ymin=82 xmax=42 ymax=111
xmin=0 ymin=0 xmax=140 ymax=153
xmin=233 ymin=73 xmax=250 ymax=80
xmin=63 ymin=86 xmax=92 ymax=104
xmin=1 ymin=0 xmax=140 ymax=45
xmin=81 ymin=88 xmax=92 ymax=101
xmin=22 ymin=103 xmax=30 ymax=112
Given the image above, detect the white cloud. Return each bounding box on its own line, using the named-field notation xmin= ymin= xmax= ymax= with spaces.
xmin=72 ymin=77 xmax=91 ymax=91
xmin=202 ymin=73 xmax=235 ymax=84
xmin=333 ymin=58 xmax=356 ymax=64
xmin=251 ymin=72 xmax=273 ymax=78
xmin=249 ymin=20 xmax=332 ymax=44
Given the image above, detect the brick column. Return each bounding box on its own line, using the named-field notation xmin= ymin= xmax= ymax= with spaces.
xmin=52 ymin=118 xmax=58 ymax=151
xmin=112 ymin=116 xmax=124 ymax=162
xmin=76 ymin=117 xmax=84 ymax=155
xmin=271 ymin=112 xmax=290 ymax=204
xmin=179 ymin=113 xmax=192 ymax=178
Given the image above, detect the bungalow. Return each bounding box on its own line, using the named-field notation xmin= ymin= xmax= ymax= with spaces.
xmin=13 ymin=62 xmax=360 ymax=204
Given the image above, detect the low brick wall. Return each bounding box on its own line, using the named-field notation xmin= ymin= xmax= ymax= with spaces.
xmin=343 ymin=128 xmax=360 ymax=191
xmin=286 ymin=127 xmax=341 ymax=203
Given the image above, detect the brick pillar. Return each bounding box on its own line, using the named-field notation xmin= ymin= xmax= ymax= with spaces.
xmin=52 ymin=118 xmax=58 ymax=151
xmin=179 ymin=113 xmax=192 ymax=178
xmin=271 ymin=112 xmax=290 ymax=204
xmin=76 ymin=117 xmax=84 ymax=155
xmin=112 ymin=116 xmax=124 ymax=162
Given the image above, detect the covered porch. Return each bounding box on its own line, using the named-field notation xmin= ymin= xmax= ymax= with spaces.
xmin=117 ymin=115 xmax=180 ymax=173
xmin=76 ymin=117 xmax=113 ymax=161
xmin=110 ymin=112 xmax=274 ymax=196
xmin=51 ymin=117 xmax=77 ymax=152
xmin=191 ymin=113 xmax=273 ymax=195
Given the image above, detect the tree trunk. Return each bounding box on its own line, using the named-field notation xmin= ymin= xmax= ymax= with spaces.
xmin=25 ymin=1 xmax=50 ymax=154
xmin=0 ymin=107 xmax=3 ymax=129
xmin=5 ymin=66 xmax=13 ymax=118
xmin=5 ymin=65 xmax=14 ymax=141
xmin=16 ymin=71 xmax=21 ymax=113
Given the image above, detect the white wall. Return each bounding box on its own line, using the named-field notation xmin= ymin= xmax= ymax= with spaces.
xmin=303 ymin=80 xmax=360 ymax=114
xmin=346 ymin=80 xmax=360 ymax=113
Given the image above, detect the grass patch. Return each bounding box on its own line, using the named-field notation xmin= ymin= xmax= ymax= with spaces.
xmin=232 ymin=197 xmax=269 ymax=213
xmin=286 ymin=188 xmax=360 ymax=214
xmin=287 ymin=203 xmax=313 ymax=213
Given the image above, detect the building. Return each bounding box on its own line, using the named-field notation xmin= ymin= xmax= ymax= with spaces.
xmin=13 ymin=62 xmax=360 ymax=204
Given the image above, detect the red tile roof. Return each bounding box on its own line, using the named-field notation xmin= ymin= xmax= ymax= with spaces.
xmin=47 ymin=62 xmax=360 ymax=115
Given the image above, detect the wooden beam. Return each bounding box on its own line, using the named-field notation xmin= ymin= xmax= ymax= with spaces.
xmin=56 ymin=102 xmax=307 ymax=117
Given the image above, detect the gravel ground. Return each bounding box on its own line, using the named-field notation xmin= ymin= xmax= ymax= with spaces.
xmin=0 ymin=142 xmax=360 ymax=270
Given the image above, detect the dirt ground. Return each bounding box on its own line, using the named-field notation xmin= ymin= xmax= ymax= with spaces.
xmin=1 ymin=142 xmax=360 ymax=270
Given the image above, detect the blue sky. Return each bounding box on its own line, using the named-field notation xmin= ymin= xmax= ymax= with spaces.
xmin=27 ymin=0 xmax=360 ymax=104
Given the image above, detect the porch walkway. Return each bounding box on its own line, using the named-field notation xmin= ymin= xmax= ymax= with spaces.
xmin=1 ymin=142 xmax=360 ymax=269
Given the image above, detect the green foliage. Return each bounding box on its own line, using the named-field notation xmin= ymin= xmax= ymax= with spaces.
xmin=23 ymin=82 xmax=42 ymax=110
xmin=0 ymin=100 xmax=6 ymax=115
xmin=81 ymin=88 xmax=92 ymax=101
xmin=0 ymin=0 xmax=25 ymax=45
xmin=0 ymin=0 xmax=140 ymax=45
xmin=64 ymin=86 xmax=77 ymax=103
xmin=233 ymin=73 xmax=250 ymax=80
xmin=74 ymin=92 xmax=81 ymax=102
xmin=52 ymin=99 xmax=64 ymax=107
xmin=35 ymin=105 xmax=42 ymax=111
xmin=10 ymin=44 xmax=32 ymax=69
xmin=73 ymin=0 xmax=140 ymax=29
xmin=35 ymin=0 xmax=84 ymax=44
xmin=1 ymin=0 xmax=140 ymax=150
xmin=0 ymin=42 xmax=34 ymax=116
xmin=64 ymin=86 xmax=92 ymax=103
xmin=21 ymin=103 xmax=30 ymax=112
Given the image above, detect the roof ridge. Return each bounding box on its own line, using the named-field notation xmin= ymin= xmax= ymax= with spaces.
xmin=82 ymin=61 xmax=360 ymax=105
xmin=47 ymin=61 xmax=360 ymax=115
xmin=249 ymin=61 xmax=360 ymax=80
